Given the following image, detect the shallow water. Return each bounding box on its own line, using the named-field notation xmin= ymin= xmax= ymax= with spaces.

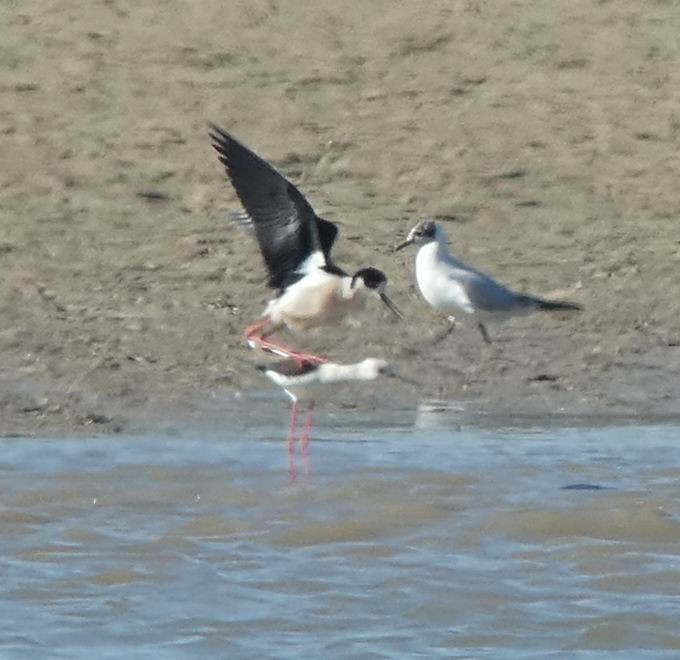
xmin=2 ymin=403 xmax=680 ymax=658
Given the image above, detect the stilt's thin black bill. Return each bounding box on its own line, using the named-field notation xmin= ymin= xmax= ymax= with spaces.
xmin=395 ymin=239 xmax=412 ymax=252
xmin=380 ymin=292 xmax=404 ymax=320
xmin=394 ymin=373 xmax=422 ymax=387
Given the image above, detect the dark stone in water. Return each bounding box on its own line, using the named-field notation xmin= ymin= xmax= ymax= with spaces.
xmin=561 ymin=483 xmax=606 ymax=491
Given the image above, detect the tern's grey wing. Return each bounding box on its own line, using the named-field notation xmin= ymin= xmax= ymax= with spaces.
xmin=210 ymin=125 xmax=337 ymax=290
xmin=458 ymin=270 xmax=525 ymax=313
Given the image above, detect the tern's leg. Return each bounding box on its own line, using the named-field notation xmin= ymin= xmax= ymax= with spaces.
xmin=300 ymin=402 xmax=315 ymax=480
xmin=433 ymin=316 xmax=460 ymax=344
xmin=477 ymin=322 xmax=492 ymax=345
xmin=287 ymin=402 xmax=300 ymax=485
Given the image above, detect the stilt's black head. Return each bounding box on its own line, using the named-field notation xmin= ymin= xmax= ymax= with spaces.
xmin=350 ymin=267 xmax=387 ymax=291
xmin=350 ymin=267 xmax=403 ymax=320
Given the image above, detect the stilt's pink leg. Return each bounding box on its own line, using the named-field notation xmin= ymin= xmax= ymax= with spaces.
xmin=300 ymin=402 xmax=315 ymax=481
xmin=243 ymin=317 xmax=270 ymax=340
xmin=257 ymin=338 xmax=327 ymax=365
xmin=253 ymin=337 xmax=328 ymax=365
xmin=244 ymin=319 xmax=328 ymax=365
xmin=287 ymin=402 xmax=300 ymax=485
xmin=289 ymin=350 xmax=328 ymax=366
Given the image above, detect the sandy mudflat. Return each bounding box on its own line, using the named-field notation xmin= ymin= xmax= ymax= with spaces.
xmin=2 ymin=0 xmax=680 ymax=434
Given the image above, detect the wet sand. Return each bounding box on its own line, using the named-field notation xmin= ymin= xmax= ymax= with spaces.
xmin=3 ymin=0 xmax=680 ymax=434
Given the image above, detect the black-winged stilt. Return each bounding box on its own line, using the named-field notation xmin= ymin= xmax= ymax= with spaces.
xmin=209 ymin=126 xmax=402 ymax=364
xmin=254 ymin=357 xmax=400 ymax=482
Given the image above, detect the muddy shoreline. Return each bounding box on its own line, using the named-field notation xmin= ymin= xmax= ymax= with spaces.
xmin=3 ymin=1 xmax=680 ymax=435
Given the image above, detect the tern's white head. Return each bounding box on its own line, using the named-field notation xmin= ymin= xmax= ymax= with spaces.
xmin=395 ymin=219 xmax=444 ymax=251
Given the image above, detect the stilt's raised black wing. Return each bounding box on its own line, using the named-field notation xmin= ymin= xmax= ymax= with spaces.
xmin=210 ymin=125 xmax=339 ymax=291
xmin=316 ymin=217 xmax=338 ymax=265
xmin=226 ymin=208 xmax=338 ymax=261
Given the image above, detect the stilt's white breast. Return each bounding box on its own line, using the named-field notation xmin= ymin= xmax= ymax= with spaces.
xmin=272 ymin=270 xmax=364 ymax=331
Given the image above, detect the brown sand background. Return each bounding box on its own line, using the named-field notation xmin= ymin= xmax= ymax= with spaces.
xmin=2 ymin=0 xmax=680 ymax=434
